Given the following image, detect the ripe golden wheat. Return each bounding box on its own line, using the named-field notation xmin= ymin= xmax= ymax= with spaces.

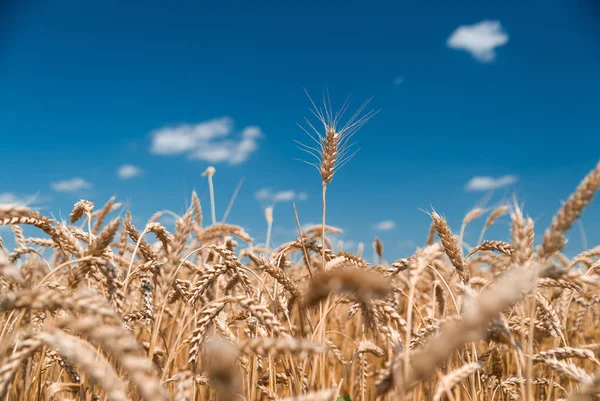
xmin=2 ymin=102 xmax=600 ymax=400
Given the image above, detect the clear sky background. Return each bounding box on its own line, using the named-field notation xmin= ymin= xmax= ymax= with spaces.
xmin=1 ymin=0 xmax=599 ymax=261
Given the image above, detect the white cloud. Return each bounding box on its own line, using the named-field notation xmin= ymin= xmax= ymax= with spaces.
xmin=447 ymin=20 xmax=508 ymax=62
xmin=151 ymin=117 xmax=232 ymax=155
xmin=393 ymin=77 xmax=404 ymax=85
xmin=51 ymin=178 xmax=92 ymax=192
xmin=255 ymin=188 xmax=271 ymax=200
xmin=117 ymin=164 xmax=144 ymax=179
xmin=466 ymin=175 xmax=517 ymax=191
xmin=0 ymin=193 xmax=35 ymax=207
xmin=255 ymin=189 xmax=307 ymax=204
xmin=150 ymin=118 xmax=263 ymax=165
xmin=374 ymin=220 xmax=396 ymax=231
xmin=273 ymin=190 xmax=296 ymax=203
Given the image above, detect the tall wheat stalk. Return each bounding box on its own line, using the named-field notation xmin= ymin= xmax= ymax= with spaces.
xmin=297 ymin=89 xmax=377 ymax=269
xmin=297 ymin=89 xmax=377 ymax=385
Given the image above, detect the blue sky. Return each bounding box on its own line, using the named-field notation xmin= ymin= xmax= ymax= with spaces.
xmin=1 ymin=0 xmax=600 ymax=261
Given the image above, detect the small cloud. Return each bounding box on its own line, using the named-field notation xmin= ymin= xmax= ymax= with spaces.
xmin=447 ymin=20 xmax=508 ymax=62
xmin=150 ymin=117 xmax=263 ymax=165
xmin=117 ymin=164 xmax=144 ymax=179
xmin=255 ymin=188 xmax=271 ymax=200
xmin=51 ymin=178 xmax=92 ymax=192
xmin=393 ymin=77 xmax=404 ymax=85
xmin=374 ymin=220 xmax=396 ymax=231
xmin=241 ymin=126 xmax=262 ymax=139
xmin=273 ymin=190 xmax=296 ymax=203
xmin=465 ymin=175 xmax=517 ymax=191
xmin=255 ymin=189 xmax=307 ymax=204
xmin=0 ymin=192 xmax=37 ymax=207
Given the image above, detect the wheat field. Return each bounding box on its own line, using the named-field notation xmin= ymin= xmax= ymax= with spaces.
xmin=1 ymin=100 xmax=600 ymax=401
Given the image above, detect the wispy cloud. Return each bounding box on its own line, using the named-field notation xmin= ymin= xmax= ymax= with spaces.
xmin=117 ymin=164 xmax=144 ymax=179
xmin=374 ymin=220 xmax=396 ymax=231
xmin=255 ymin=188 xmax=307 ymax=204
xmin=51 ymin=178 xmax=92 ymax=192
xmin=465 ymin=175 xmax=517 ymax=191
xmin=393 ymin=77 xmax=404 ymax=85
xmin=0 ymin=192 xmax=37 ymax=207
xmin=447 ymin=20 xmax=508 ymax=62
xmin=150 ymin=117 xmax=263 ymax=165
